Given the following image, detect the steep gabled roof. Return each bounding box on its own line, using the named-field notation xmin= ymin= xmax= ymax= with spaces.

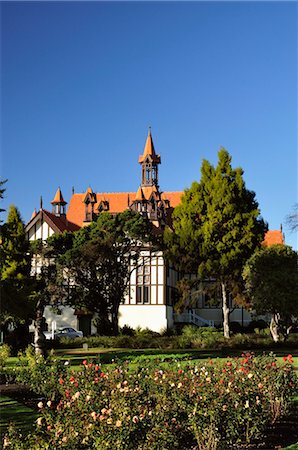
xmin=25 ymin=209 xmax=79 ymax=234
xmin=83 ymin=186 xmax=97 ymax=204
xmin=138 ymin=130 xmax=161 ymax=164
xmin=51 ymin=187 xmax=67 ymax=205
xmin=135 ymin=187 xmax=145 ymax=201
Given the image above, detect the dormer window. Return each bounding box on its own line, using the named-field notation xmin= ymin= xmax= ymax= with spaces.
xmin=98 ymin=200 xmax=109 ymax=213
xmin=83 ymin=188 xmax=97 ymax=222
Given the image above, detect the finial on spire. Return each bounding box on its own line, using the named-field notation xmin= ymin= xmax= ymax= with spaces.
xmin=148 ymin=125 xmax=151 ymax=134
xmin=40 ymin=196 xmax=43 ymax=210
xmin=72 ymin=186 xmax=75 ymax=195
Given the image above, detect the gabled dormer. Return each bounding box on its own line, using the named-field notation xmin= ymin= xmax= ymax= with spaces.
xmin=51 ymin=187 xmax=67 ymax=217
xmin=83 ymin=187 xmax=97 ymax=223
xmin=97 ymin=200 xmax=109 ymax=213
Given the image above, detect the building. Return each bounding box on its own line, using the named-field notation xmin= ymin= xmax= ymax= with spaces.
xmin=25 ymin=130 xmax=284 ymax=334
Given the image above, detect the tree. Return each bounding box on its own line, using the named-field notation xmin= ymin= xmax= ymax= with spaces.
xmin=0 ymin=179 xmax=7 ymax=222
xmin=165 ymin=148 xmax=267 ymax=338
xmin=45 ymin=210 xmax=155 ymax=335
xmin=0 ymin=205 xmax=34 ymax=348
xmin=243 ymin=244 xmax=298 ymax=342
xmin=286 ymin=203 xmax=298 ymax=232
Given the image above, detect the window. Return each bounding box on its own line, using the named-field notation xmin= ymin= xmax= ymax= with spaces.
xmin=136 ymin=258 xmax=150 ymax=304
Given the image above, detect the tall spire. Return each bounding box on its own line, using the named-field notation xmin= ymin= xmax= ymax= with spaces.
xmin=51 ymin=187 xmax=67 ymax=216
xmin=51 ymin=187 xmax=66 ymax=205
xmin=138 ymin=127 xmax=161 ymax=164
xmin=138 ymin=128 xmax=161 ymax=187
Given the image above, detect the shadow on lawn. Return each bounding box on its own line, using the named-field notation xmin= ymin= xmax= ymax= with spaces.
xmin=0 ymin=395 xmax=38 ymax=440
xmin=57 ymin=348 xmax=298 ymax=366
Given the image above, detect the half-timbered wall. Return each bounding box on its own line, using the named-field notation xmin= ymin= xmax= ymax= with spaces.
xmin=27 ymin=219 xmax=55 ymax=242
xmin=118 ymin=249 xmax=176 ymax=331
xmin=125 ymin=250 xmax=166 ymax=306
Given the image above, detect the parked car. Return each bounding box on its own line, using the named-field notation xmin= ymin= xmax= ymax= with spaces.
xmin=43 ymin=327 xmax=83 ymax=340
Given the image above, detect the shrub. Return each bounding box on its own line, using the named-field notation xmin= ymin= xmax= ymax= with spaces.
xmin=14 ymin=347 xmax=68 ymax=401
xmin=4 ymin=353 xmax=297 ymax=450
xmin=48 ymin=330 xmax=298 ymax=352
xmin=120 ymin=325 xmax=135 ymax=336
xmin=0 ymin=343 xmax=11 ymax=371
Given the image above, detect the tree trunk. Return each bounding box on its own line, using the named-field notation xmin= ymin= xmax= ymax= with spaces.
xmin=221 ymin=282 xmax=230 ymax=339
xmin=270 ymin=313 xmax=282 ymax=343
xmin=34 ymin=300 xmax=46 ymax=357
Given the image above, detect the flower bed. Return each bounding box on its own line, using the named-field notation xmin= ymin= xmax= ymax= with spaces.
xmin=3 ymin=353 xmax=297 ymax=449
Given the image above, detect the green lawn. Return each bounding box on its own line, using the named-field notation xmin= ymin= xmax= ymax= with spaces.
xmin=0 ymin=395 xmax=38 ymax=440
xmin=53 ymin=347 xmax=298 ymax=369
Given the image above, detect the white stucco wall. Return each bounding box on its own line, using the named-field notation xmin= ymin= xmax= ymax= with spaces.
xmin=119 ymin=305 xmax=173 ymax=332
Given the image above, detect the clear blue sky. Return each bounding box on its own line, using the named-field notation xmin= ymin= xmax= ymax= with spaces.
xmin=1 ymin=1 xmax=297 ymax=249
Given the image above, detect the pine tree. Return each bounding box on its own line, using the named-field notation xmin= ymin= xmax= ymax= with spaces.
xmin=0 ymin=205 xmax=33 ymax=329
xmin=165 ymin=148 xmax=267 ymax=338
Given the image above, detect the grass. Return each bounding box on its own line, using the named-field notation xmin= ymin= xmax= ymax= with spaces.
xmin=53 ymin=347 xmax=298 ymax=368
xmin=0 ymin=395 xmax=38 ymax=440
xmin=4 ymin=347 xmax=298 ymax=371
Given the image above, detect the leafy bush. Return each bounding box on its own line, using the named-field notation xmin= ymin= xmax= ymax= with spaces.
xmin=120 ymin=324 xmax=135 ymax=336
xmin=48 ymin=330 xmax=298 ymax=352
xmin=0 ymin=344 xmax=11 ymax=371
xmin=246 ymin=319 xmax=269 ymax=333
xmin=14 ymin=347 xmax=67 ymax=401
xmin=229 ymin=321 xmax=244 ymax=334
xmin=4 ymin=353 xmax=297 ymax=450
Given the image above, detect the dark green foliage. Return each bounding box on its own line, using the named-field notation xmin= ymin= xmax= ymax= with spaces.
xmin=243 ymin=245 xmax=298 ymax=341
xmin=0 ymin=205 xmax=34 ymax=328
xmin=166 ymin=149 xmax=266 ymax=278
xmin=165 ymin=148 xmax=267 ymax=337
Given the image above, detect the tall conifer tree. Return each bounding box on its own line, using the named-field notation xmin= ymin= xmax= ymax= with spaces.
xmin=165 ymin=148 xmax=267 ymax=338
xmin=0 ymin=205 xmax=33 ymax=329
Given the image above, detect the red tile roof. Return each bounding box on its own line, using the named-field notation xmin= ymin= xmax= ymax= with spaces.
xmin=25 ymin=209 xmax=80 ymax=234
xmin=43 ymin=210 xmax=79 ymax=233
xmin=263 ymin=230 xmax=284 ymax=246
xmin=66 ymin=190 xmax=184 ymax=228
xmin=28 ymin=189 xmax=283 ymax=246
xmin=161 ymin=191 xmax=182 ymax=207
xmin=67 ymin=192 xmax=136 ymax=227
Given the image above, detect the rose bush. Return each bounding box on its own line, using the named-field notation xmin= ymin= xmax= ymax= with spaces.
xmin=4 ymin=353 xmax=297 ymax=450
